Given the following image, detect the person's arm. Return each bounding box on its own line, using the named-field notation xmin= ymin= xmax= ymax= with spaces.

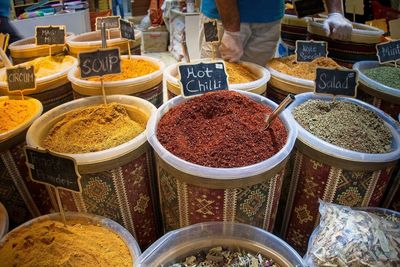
xmin=214 ymin=0 xmax=243 ymax=62
xmin=323 ymin=0 xmax=353 ymax=40
xmin=214 ymin=0 xmax=240 ymax=32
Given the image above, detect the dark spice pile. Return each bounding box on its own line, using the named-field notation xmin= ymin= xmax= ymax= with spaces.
xmin=293 ymin=100 xmax=392 ymax=153
xmin=157 ymin=91 xmax=287 ymax=168
xmin=167 ymin=246 xmax=280 ymax=267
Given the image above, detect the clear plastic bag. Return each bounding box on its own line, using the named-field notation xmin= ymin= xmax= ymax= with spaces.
xmin=304 ymin=201 xmax=400 ymax=267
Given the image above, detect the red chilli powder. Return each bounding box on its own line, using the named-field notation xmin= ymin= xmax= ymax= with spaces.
xmin=157 ymin=91 xmax=287 ymax=168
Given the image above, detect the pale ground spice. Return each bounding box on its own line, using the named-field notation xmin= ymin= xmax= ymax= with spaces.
xmin=293 ymin=100 xmax=392 ymax=153
xmin=43 ymin=103 xmax=145 ymax=153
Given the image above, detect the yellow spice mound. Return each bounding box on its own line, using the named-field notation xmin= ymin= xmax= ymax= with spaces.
xmin=0 ymin=220 xmax=133 ymax=267
xmin=1 ymin=55 xmax=75 ymax=81
xmin=0 ymin=99 xmax=38 ymax=134
xmin=43 ymin=103 xmax=145 ymax=153
xmin=89 ymin=58 xmax=159 ymax=82
xmin=268 ymin=55 xmax=340 ymax=80
xmin=225 ymin=62 xmax=258 ymax=84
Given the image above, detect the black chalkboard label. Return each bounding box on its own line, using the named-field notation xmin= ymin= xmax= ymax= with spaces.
xmin=35 ymin=25 xmax=66 ymax=45
xmin=376 ymin=40 xmax=400 ymax=64
xmin=6 ymin=66 xmax=36 ymax=91
xmin=25 ymin=147 xmax=82 ymax=193
xmin=96 ymin=16 xmax=121 ymax=31
xmin=178 ymin=61 xmax=229 ymax=97
xmin=294 ymin=0 xmax=326 ymax=18
xmin=204 ymin=21 xmax=219 ymax=43
xmin=78 ymin=48 xmax=121 ymax=79
xmin=120 ymin=19 xmax=135 ymax=40
xmin=315 ymin=68 xmax=358 ymax=97
xmin=296 ymin=40 xmax=328 ymax=62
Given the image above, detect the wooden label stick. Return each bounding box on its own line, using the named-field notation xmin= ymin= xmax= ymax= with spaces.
xmin=101 ymin=78 xmax=107 ymax=105
xmin=55 ymin=188 xmax=66 ymax=224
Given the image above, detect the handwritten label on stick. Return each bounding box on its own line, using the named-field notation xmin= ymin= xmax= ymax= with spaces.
xmin=6 ymin=66 xmax=36 ymax=91
xmin=78 ymin=48 xmax=121 ymax=79
xmin=204 ymin=21 xmax=219 ymax=43
xmin=315 ymin=68 xmax=358 ymax=97
xmin=296 ymin=40 xmax=328 ymax=62
xmin=377 ymin=40 xmax=400 ymax=64
xmin=294 ymin=0 xmax=325 ymax=18
xmin=35 ymin=26 xmax=66 ymax=45
xmin=345 ymin=0 xmax=364 ymax=15
xmin=120 ymin=19 xmax=135 ymax=40
xmin=25 ymin=147 xmax=82 ymax=193
xmin=96 ymin=16 xmax=120 ymax=31
xmin=178 ymin=61 xmax=229 ymax=97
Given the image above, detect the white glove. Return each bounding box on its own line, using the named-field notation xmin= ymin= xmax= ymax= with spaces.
xmin=219 ymin=30 xmax=243 ymax=63
xmin=323 ymin=13 xmax=353 ymax=40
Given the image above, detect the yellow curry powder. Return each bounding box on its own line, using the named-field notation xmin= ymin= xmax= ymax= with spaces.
xmin=88 ymin=58 xmax=159 ymax=82
xmin=0 ymin=99 xmax=38 ymax=134
xmin=1 ymin=56 xmax=75 ymax=81
xmin=224 ymin=62 xmax=258 ymax=84
xmin=268 ymin=55 xmax=340 ymax=80
xmin=43 ymin=103 xmax=145 ymax=153
xmin=0 ymin=220 xmax=133 ymax=267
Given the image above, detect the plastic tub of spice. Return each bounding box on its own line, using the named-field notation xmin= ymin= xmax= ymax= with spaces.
xmin=68 ymin=55 xmax=165 ymax=107
xmin=0 ymin=212 xmax=140 ymax=266
xmin=147 ymin=90 xmax=297 ymax=232
xmin=8 ymin=32 xmax=74 ymax=65
xmin=26 ymin=95 xmax=160 ymax=249
xmin=165 ymin=59 xmax=270 ymax=99
xmin=279 ymin=92 xmax=400 ymax=254
xmin=0 ymin=55 xmax=77 ymax=111
xmin=353 ymin=61 xmax=400 ymax=121
xmin=0 ymin=96 xmax=54 ymax=229
xmin=0 ymin=202 xmax=8 ymax=239
xmin=67 ymin=29 xmax=142 ymax=57
xmin=138 ymin=222 xmax=305 ymax=266
xmin=266 ymin=55 xmax=341 ymax=103
xmin=308 ymin=20 xmax=384 ymax=68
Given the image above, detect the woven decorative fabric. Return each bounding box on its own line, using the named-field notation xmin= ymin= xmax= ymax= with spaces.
xmin=52 ymin=148 xmax=159 ymax=250
xmin=266 ymin=83 xmax=291 ymax=104
xmin=73 ymin=82 xmax=163 ymax=108
xmin=281 ymin=148 xmax=395 ymax=254
xmin=157 ymin=167 xmax=284 ymax=233
xmin=383 ymin=169 xmax=400 ymax=212
xmin=27 ymin=82 xmax=73 ymax=112
xmin=357 ymin=86 xmax=400 ymax=121
xmin=281 ymin=24 xmax=308 ymax=48
xmin=0 ymin=143 xmax=55 ymax=229
xmin=308 ymin=33 xmax=379 ymax=68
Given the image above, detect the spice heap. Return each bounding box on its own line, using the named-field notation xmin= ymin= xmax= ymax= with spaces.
xmin=268 ymin=55 xmax=340 ymax=80
xmin=293 ymin=100 xmax=392 ymax=153
xmin=43 ymin=103 xmax=145 ymax=153
xmin=304 ymin=202 xmax=400 ymax=267
xmin=0 ymin=99 xmax=38 ymax=134
xmin=88 ymin=58 xmax=159 ymax=82
xmin=1 ymin=55 xmax=75 ymax=80
xmin=0 ymin=219 xmax=133 ymax=267
xmin=363 ymin=66 xmax=400 ymax=89
xmin=157 ymin=91 xmax=287 ymax=168
xmin=224 ymin=62 xmax=258 ymax=84
xmin=168 ymin=246 xmax=280 ymax=267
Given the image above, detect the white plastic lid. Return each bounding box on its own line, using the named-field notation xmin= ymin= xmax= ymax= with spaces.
xmin=67 ymin=55 xmax=164 ymax=88
xmin=146 ymin=90 xmax=298 ymax=179
xmin=286 ymin=92 xmax=400 ymax=162
xmin=353 ymin=61 xmax=400 ymax=98
xmin=164 ymin=59 xmax=271 ymax=92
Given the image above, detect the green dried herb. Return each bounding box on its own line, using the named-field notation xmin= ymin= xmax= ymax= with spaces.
xmin=293 ymin=100 xmax=392 ymax=154
xmin=167 ymin=246 xmax=279 ymax=267
xmin=363 ymin=66 xmax=400 ymax=89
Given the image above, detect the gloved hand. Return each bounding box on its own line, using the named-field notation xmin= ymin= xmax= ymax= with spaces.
xmin=219 ymin=30 xmax=243 ymax=63
xmin=323 ymin=13 xmax=353 ymax=40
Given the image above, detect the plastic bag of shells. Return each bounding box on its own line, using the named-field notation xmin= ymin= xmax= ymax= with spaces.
xmin=304 ymin=201 xmax=400 ymax=267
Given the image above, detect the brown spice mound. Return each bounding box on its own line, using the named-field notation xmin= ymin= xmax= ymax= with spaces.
xmin=293 ymin=100 xmax=392 ymax=153
xmin=157 ymin=91 xmax=287 ymax=168
xmin=268 ymin=55 xmax=340 ymax=80
xmin=43 ymin=103 xmax=145 ymax=153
